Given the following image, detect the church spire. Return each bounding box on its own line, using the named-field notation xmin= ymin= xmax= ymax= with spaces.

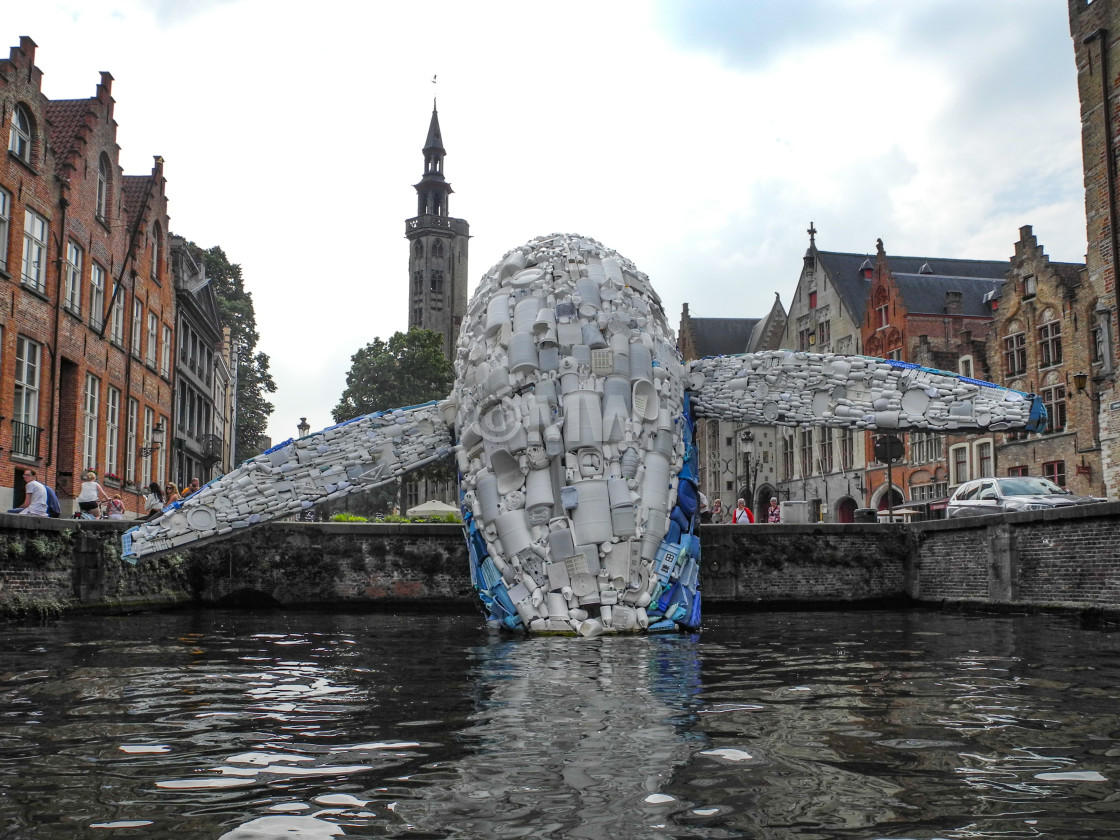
xmin=415 ymin=104 xmax=452 ymax=217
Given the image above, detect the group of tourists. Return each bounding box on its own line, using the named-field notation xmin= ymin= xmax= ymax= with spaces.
xmin=699 ymin=494 xmax=782 ymax=524
xmin=6 ymin=470 xmax=201 ymax=520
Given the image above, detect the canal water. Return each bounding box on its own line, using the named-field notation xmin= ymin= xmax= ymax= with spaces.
xmin=1 ymin=609 xmax=1119 ymax=839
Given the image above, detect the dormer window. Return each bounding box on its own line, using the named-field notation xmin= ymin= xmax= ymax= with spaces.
xmin=1023 ymin=275 xmax=1036 ymax=298
xmin=8 ymin=104 xmax=33 ymax=163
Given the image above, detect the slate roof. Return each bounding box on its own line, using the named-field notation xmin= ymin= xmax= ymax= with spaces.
xmin=816 ymin=250 xmax=1009 ymax=324
xmin=689 ymin=317 xmax=760 ymax=357
xmin=44 ymin=98 xmax=92 ymax=172
xmin=892 ymin=273 xmax=1004 ymax=317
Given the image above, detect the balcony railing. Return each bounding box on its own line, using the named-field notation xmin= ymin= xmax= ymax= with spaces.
xmin=10 ymin=420 xmax=42 ymax=458
xmin=200 ymin=433 xmax=224 ymax=465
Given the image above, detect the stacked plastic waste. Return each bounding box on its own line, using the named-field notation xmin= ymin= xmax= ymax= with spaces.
xmin=122 ymin=404 xmax=452 ymax=560
xmin=688 ymin=351 xmax=1048 ymax=433
xmin=449 ymin=234 xmax=703 ymax=636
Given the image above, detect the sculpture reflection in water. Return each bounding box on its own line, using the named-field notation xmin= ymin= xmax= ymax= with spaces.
xmin=123 ymin=234 xmax=1047 ymax=636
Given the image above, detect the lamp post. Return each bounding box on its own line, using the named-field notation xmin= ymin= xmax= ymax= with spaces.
xmin=297 ymin=417 xmax=311 ymax=438
xmin=138 ymin=420 xmax=165 ymax=458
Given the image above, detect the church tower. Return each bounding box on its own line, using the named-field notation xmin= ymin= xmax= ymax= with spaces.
xmin=406 ymin=104 xmax=470 ymax=360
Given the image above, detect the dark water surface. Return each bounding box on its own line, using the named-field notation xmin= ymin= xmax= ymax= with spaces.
xmin=2 ymin=609 xmax=1119 ymax=839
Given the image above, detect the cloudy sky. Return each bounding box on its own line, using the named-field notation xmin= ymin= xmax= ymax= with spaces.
xmin=8 ymin=1 xmax=1085 ymax=446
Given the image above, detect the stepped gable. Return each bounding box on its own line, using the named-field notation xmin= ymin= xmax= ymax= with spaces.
xmin=44 ymin=99 xmax=93 ymax=170
xmin=817 ymin=250 xmax=1008 ymax=324
xmin=121 ymin=174 xmax=153 ymax=226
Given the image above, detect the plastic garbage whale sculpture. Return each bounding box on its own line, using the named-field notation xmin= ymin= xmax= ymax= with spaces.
xmin=123 ymin=233 xmax=1047 ymax=635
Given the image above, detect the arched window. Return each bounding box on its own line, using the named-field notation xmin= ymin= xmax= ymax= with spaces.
xmin=8 ymin=103 xmax=32 ymax=162
xmin=97 ymin=154 xmax=111 ymax=219
xmin=432 ymin=239 xmax=445 ymax=260
xmin=413 ymin=240 xmax=423 ymax=258
xmin=150 ymin=221 xmax=162 ymax=280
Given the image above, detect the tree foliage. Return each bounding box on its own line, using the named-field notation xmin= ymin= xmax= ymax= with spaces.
xmin=202 ymin=245 xmax=276 ymax=460
xmin=332 ymin=328 xmax=454 ymax=422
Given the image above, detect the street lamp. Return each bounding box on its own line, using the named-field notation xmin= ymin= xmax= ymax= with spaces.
xmin=297 ymin=417 xmax=311 ymax=438
xmin=139 ymin=420 xmax=165 ymax=457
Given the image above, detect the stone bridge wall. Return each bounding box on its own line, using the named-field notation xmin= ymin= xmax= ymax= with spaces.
xmin=3 ymin=502 xmax=1120 ymax=618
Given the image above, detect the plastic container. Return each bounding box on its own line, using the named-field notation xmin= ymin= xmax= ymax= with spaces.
xmin=485 ymin=294 xmax=510 ymax=337
xmin=608 ymin=477 xmax=636 ymax=537
xmin=570 ymin=478 xmax=612 ymax=545
xmin=496 ymin=509 xmax=532 ymax=556
xmin=476 ymin=473 xmax=501 ymax=522
xmin=509 ymin=332 xmax=539 ymax=375
xmin=525 ymin=468 xmax=555 ymax=525
xmin=513 ymin=296 xmax=543 ymax=333
xmin=563 ymin=391 xmax=603 ymax=451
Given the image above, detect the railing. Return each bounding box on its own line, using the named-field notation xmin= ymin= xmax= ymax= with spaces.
xmin=10 ymin=420 xmax=42 ymax=458
xmin=200 ymin=433 xmax=224 ymax=465
xmin=405 ymin=215 xmax=469 ymax=236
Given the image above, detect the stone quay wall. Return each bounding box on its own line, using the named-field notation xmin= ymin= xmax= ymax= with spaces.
xmin=3 ymin=502 xmax=1120 ymax=618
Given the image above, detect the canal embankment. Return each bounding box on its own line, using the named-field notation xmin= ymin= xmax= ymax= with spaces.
xmin=3 ymin=501 xmax=1120 ymax=619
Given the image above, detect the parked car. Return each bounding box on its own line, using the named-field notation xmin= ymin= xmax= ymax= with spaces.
xmin=946 ymin=477 xmax=1107 ymax=518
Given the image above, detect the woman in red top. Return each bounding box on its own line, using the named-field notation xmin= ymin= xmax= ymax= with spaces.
xmin=732 ymin=498 xmax=755 ymax=524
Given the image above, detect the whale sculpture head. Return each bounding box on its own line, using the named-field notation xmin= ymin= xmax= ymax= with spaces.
xmin=446 ymin=234 xmax=698 ymax=635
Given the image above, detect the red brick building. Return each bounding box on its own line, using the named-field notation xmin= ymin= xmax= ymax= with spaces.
xmin=1 ymin=36 xmax=174 ymax=513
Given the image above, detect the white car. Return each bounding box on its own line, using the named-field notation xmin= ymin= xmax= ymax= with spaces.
xmin=946 ymin=476 xmax=1106 ymax=518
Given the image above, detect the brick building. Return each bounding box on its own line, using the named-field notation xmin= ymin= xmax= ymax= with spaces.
xmin=1 ymin=37 xmax=174 ymax=513
xmin=992 ymin=225 xmax=1101 ymax=496
xmin=1068 ymin=0 xmax=1120 ymax=499
xmin=858 ymin=238 xmax=1008 ymax=517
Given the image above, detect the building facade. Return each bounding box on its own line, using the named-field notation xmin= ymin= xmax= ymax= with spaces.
xmin=1068 ymin=0 xmax=1120 ymax=500
xmin=1 ymin=37 xmax=174 ymax=514
xmin=405 ymin=105 xmax=469 ymax=362
xmin=170 ymin=236 xmax=234 ymax=488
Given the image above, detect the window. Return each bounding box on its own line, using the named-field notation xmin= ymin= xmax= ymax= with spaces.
xmin=413 ymin=240 xmax=423 ymax=258
xmin=951 ymin=444 xmax=969 ymax=486
xmin=1038 ymin=320 xmax=1062 ymax=369
xmin=840 ymin=428 xmax=854 ymax=470
xmin=430 ymin=270 xmax=444 ymax=293
xmin=97 ymin=154 xmax=110 ymax=219
xmin=412 ymin=307 xmax=423 ymax=326
xmin=432 ymin=239 xmax=445 ymax=260
xmin=21 ymin=208 xmax=48 ymax=292
xmin=13 ymin=336 xmax=41 ymax=457
xmin=1007 ymin=465 xmax=1028 ymax=477
xmin=161 ymin=325 xmax=172 ymax=377
xmin=8 ymin=103 xmax=32 ymax=162
xmin=1023 ymin=275 xmax=1036 ymax=297
xmin=132 ymin=301 xmax=143 ymax=356
xmin=1041 ymin=385 xmax=1066 ymax=433
xmin=109 ymin=288 xmax=124 ymax=344
xmin=89 ymin=262 xmax=106 ymax=330
xmin=798 ymin=328 xmax=811 ymax=351
xmin=817 ymin=320 xmax=830 ymax=347
xmin=799 ymin=428 xmax=813 ymax=477
xmin=876 ymin=302 xmax=889 ymax=329
xmin=157 ymin=416 xmax=167 ymax=485
xmin=142 ymin=407 xmax=155 ymax=487
xmin=809 ymin=290 xmax=817 ymax=309
xmin=1042 ymin=460 xmax=1066 ymax=488
xmin=910 ymin=481 xmax=948 ymax=502
xmin=782 ymin=437 xmax=794 ymax=481
xmin=126 ymin=398 xmax=138 ymax=484
xmin=150 ymin=222 xmax=162 ymax=280
xmin=64 ymin=240 xmax=83 ymax=314
xmin=959 ymin=355 xmax=973 ymax=379
xmin=0 ymin=187 xmax=10 ymax=273
xmin=105 ymin=386 xmax=120 ymax=478
xmin=910 ymin=431 xmax=940 ymax=464
xmin=412 ymin=271 xmax=423 ymax=294
xmin=84 ymin=373 xmax=100 ymax=470
xmin=146 ymin=312 xmax=158 ymax=366
xmin=1004 ymin=332 xmax=1026 ymax=377
xmin=888 ymin=347 xmax=903 ymax=361
xmin=819 ymin=427 xmax=833 ymax=473
xmin=976 ymin=440 xmax=993 ymax=478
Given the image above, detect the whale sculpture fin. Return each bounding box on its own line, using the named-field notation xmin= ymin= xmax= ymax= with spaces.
xmin=686 ymin=350 xmax=1047 ymax=433
xmin=122 ymin=400 xmax=455 ymax=562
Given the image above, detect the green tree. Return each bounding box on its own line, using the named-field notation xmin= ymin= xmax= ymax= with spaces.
xmin=328 ymin=328 xmax=455 ymax=517
xmin=332 ymin=328 xmax=454 ymax=421
xmin=201 ymin=246 xmax=276 ymax=460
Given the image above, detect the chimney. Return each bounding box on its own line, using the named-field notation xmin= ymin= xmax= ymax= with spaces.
xmin=945 ymin=290 xmax=963 ymax=315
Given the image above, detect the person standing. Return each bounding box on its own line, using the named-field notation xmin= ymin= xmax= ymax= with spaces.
xmin=698 ymin=491 xmax=712 ymax=524
xmin=10 ymin=469 xmax=48 ymax=516
xmin=710 ymin=498 xmax=724 ymax=524
xmin=766 ymin=496 xmax=781 ymax=523
xmin=732 ymin=498 xmax=754 ymax=524
xmin=76 ymin=470 xmax=110 ymax=518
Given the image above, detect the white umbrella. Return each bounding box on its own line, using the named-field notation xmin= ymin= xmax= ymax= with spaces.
xmin=406 ymin=500 xmax=460 ymax=517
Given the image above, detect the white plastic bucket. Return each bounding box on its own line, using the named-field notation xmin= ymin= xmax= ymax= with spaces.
xmin=570 ymin=478 xmax=613 ymax=545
